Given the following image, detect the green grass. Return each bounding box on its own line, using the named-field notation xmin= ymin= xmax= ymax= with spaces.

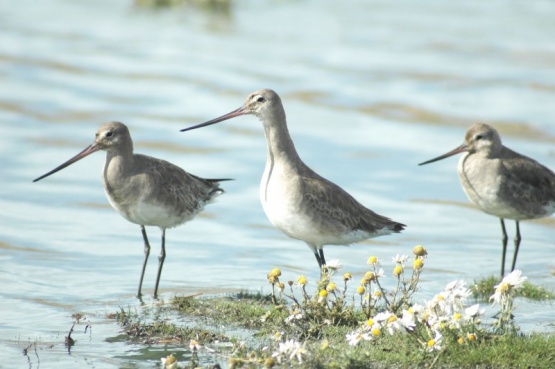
xmin=113 ymin=305 xmax=233 ymax=345
xmin=319 ymin=331 xmax=555 ymax=369
xmin=111 ymin=290 xmax=555 ymax=368
xmin=471 ymin=275 xmax=555 ymax=301
xmin=171 ymin=290 xmax=286 ymax=331
xmin=109 ymin=254 xmax=555 ymax=369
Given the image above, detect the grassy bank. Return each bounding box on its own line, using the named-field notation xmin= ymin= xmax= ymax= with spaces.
xmin=113 ymin=246 xmax=555 ymax=368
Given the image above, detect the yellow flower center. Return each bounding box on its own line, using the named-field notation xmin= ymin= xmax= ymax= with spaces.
xmin=467 ymin=333 xmax=476 ymax=341
xmin=343 ymin=272 xmax=352 ymax=281
xmin=413 ymin=244 xmax=428 ymax=257
xmin=387 ymin=315 xmax=398 ymax=324
xmin=364 ymin=271 xmax=375 ymax=280
xmin=371 ymin=327 xmax=381 ymax=336
xmin=393 ymin=265 xmax=403 ymax=276
xmin=366 ymin=318 xmax=374 ymax=326
xmin=367 ymin=256 xmax=378 ymax=264
xmin=326 ymin=282 xmax=337 ymax=292
xmin=319 ymin=290 xmax=328 ymax=298
xmin=413 ymin=259 xmax=424 ymax=270
xmin=437 ymin=294 xmax=445 ymax=301
xmin=165 ymin=354 xmax=177 ymax=364
xmin=374 ymin=291 xmax=382 ymax=298
xmin=457 ymin=337 xmax=465 ymax=345
xmin=497 ymin=282 xmax=510 ymax=293
xmin=269 ymin=268 xmax=281 ymax=278
xmin=453 ymin=313 xmax=462 ymax=320
xmin=356 ymin=286 xmax=365 ymax=295
xmin=427 ymin=339 xmax=436 ymax=347
xmin=297 ymin=275 xmax=308 ymax=285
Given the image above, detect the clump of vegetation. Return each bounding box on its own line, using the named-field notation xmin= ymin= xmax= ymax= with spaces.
xmin=113 ymin=245 xmax=555 ymax=369
xmin=472 ymin=275 xmax=555 ymax=301
xmin=114 ymin=305 xmax=232 ymax=345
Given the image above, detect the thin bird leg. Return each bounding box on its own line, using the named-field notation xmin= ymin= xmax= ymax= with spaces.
xmin=318 ymin=249 xmax=327 ymax=278
xmin=319 ymin=249 xmax=327 ymax=268
xmin=153 ymin=229 xmax=166 ymax=299
xmin=511 ymin=221 xmax=521 ymax=272
xmin=138 ymin=225 xmax=151 ymax=298
xmin=313 ymin=251 xmax=323 ymax=269
xmin=500 ymin=218 xmax=508 ymax=277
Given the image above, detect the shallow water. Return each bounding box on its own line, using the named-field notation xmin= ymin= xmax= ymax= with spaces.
xmin=1 ymin=0 xmax=555 ymax=367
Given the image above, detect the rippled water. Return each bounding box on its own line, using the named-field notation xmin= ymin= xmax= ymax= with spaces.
xmin=1 ymin=0 xmax=555 ymax=367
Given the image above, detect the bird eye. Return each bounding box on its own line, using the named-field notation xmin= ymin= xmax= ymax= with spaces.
xmin=256 ymin=96 xmax=265 ymax=103
xmin=475 ymin=134 xmax=482 ymax=140
xmin=106 ymin=131 xmax=113 ymax=137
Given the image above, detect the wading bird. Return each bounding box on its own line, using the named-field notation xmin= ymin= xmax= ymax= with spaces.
xmin=419 ymin=123 xmax=555 ymax=276
xmin=34 ymin=121 xmax=230 ymax=298
xmin=181 ymin=89 xmax=405 ymax=272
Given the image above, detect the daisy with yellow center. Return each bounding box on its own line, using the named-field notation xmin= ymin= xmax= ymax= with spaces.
xmin=297 ymin=275 xmax=308 ymax=286
xmin=413 ymin=244 xmax=428 ymax=257
xmin=426 ymin=332 xmax=442 ymax=352
xmin=364 ymin=271 xmax=375 ymax=281
xmin=490 ymin=269 xmax=527 ymax=305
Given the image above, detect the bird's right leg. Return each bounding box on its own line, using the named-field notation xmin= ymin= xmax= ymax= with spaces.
xmin=318 ymin=249 xmax=327 ymax=268
xmin=137 ymin=225 xmax=151 ymax=298
xmin=499 ymin=218 xmax=508 ymax=277
xmin=308 ymin=243 xmax=324 ymax=275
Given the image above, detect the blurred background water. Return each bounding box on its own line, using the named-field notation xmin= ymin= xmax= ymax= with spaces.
xmin=1 ymin=0 xmax=554 ymax=367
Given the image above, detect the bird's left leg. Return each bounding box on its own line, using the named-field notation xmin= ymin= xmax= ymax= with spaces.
xmin=153 ymin=228 xmax=166 ymax=299
xmin=510 ymin=221 xmax=521 ymax=272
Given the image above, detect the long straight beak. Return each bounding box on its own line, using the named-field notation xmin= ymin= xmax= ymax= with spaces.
xmin=180 ymin=106 xmax=247 ymax=132
xmin=418 ymin=144 xmax=468 ymax=166
xmin=33 ymin=144 xmax=101 ymax=182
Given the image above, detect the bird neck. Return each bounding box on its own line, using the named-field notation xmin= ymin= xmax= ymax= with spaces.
xmin=103 ymin=149 xmax=134 ymax=185
xmin=260 ymin=110 xmax=302 ymax=168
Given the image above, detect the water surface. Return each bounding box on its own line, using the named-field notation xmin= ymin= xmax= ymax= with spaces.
xmin=1 ymin=0 xmax=555 ymax=367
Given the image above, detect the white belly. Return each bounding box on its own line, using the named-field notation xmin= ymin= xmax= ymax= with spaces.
xmin=106 ymin=191 xmax=196 ymax=229
xmin=259 ymin=161 xmax=378 ymax=247
xmin=458 ymin=154 xmax=520 ymax=219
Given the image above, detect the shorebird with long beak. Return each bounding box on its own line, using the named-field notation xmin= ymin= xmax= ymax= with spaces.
xmin=181 ymin=89 xmax=405 ymax=272
xmin=34 ymin=121 xmax=231 ymax=298
xmin=419 ymin=123 xmax=555 ymax=276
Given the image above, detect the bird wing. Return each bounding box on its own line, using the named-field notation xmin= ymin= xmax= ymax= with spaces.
xmin=499 ymin=149 xmax=555 ymax=213
xmin=299 ymin=175 xmax=404 ymax=234
xmin=136 ymin=154 xmax=223 ymax=214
